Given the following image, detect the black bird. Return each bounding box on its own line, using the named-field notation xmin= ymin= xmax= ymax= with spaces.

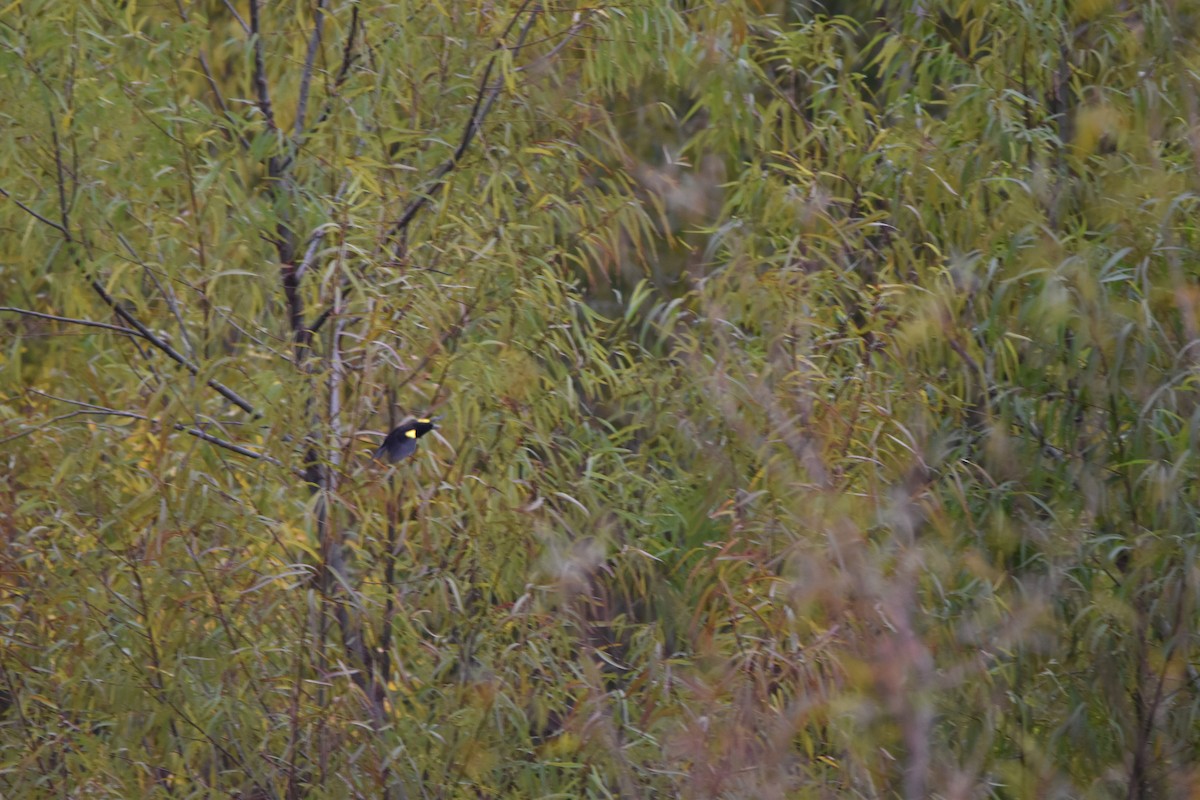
xmin=374 ymin=417 xmax=437 ymax=463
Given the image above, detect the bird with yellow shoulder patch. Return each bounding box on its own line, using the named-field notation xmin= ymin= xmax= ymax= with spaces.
xmin=374 ymin=416 xmax=439 ymax=463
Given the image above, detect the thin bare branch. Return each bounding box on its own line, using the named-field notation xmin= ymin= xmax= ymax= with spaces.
xmin=384 ymin=0 xmax=542 ymax=249
xmin=278 ymin=3 xmax=360 ymax=173
xmin=334 ymin=4 xmax=360 ymax=87
xmin=14 ymin=115 xmax=256 ymax=419
xmin=0 ymin=410 xmax=129 ymax=446
xmin=294 ymin=228 xmax=327 ymax=285
xmin=306 ymin=304 xmax=336 ymax=337
xmin=25 ymin=390 xmax=286 ymax=468
xmin=294 ymin=0 xmax=327 ymax=139
xmin=48 ymin=107 xmax=70 ymax=233
xmin=197 ymin=52 xmax=253 ymax=149
xmin=305 ymin=2 xmax=540 ymax=336
xmin=272 ymin=4 xmax=356 ymax=361
xmin=219 ymin=308 xmax=294 ymax=365
xmin=515 ymin=10 xmax=594 ymax=73
xmin=0 ymin=306 xmax=141 ymax=336
xmin=171 ymin=0 xmax=252 ymax=150
xmin=220 ymin=0 xmax=250 ymax=36
xmin=248 ymin=0 xmax=278 ymax=133
xmin=0 ymin=185 xmax=68 ymax=234
xmin=116 ymin=232 xmax=197 ymax=360
xmin=88 ymin=278 xmax=259 ymax=416
xmin=35 ymin=89 xmax=260 ymax=416
xmin=9 ymin=103 xmax=259 ymax=417
xmin=180 ymin=423 xmax=285 ymax=466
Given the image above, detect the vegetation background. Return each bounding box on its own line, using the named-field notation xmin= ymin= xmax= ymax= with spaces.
xmin=1 ymin=0 xmax=1197 ymax=797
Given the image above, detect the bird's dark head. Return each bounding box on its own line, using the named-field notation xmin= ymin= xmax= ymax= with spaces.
xmin=412 ymin=416 xmax=438 ymax=436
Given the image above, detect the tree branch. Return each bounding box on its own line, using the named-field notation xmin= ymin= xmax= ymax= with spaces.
xmin=23 ymin=390 xmax=287 ymax=469
xmin=48 ymin=107 xmax=72 ymax=234
xmin=248 ymin=0 xmax=278 ymax=134
xmin=18 ymin=99 xmax=262 ymax=418
xmin=515 ymin=10 xmax=593 ymax=73
xmin=277 ymin=3 xmax=361 ymax=173
xmin=293 ymin=0 xmax=327 ymax=139
xmin=88 ymin=278 xmax=259 ymax=416
xmin=116 ymin=231 xmax=198 ymax=361
xmin=198 ymin=50 xmax=253 ymax=149
xmin=0 ymin=185 xmax=68 ymax=234
xmin=383 ymin=0 xmax=542 ymax=250
xmin=0 ymin=306 xmax=141 ymax=337
xmin=220 ymin=0 xmax=249 ymax=34
xmin=170 ymin=0 xmax=252 ymax=149
xmin=306 ymin=2 xmax=541 ymax=336
xmin=274 ymin=5 xmax=359 ymax=358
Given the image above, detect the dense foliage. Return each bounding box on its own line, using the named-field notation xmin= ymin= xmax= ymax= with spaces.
xmin=2 ymin=0 xmax=1198 ymax=796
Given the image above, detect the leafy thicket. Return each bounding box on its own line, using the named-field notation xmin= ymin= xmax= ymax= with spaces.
xmin=2 ymin=0 xmax=1198 ymax=797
